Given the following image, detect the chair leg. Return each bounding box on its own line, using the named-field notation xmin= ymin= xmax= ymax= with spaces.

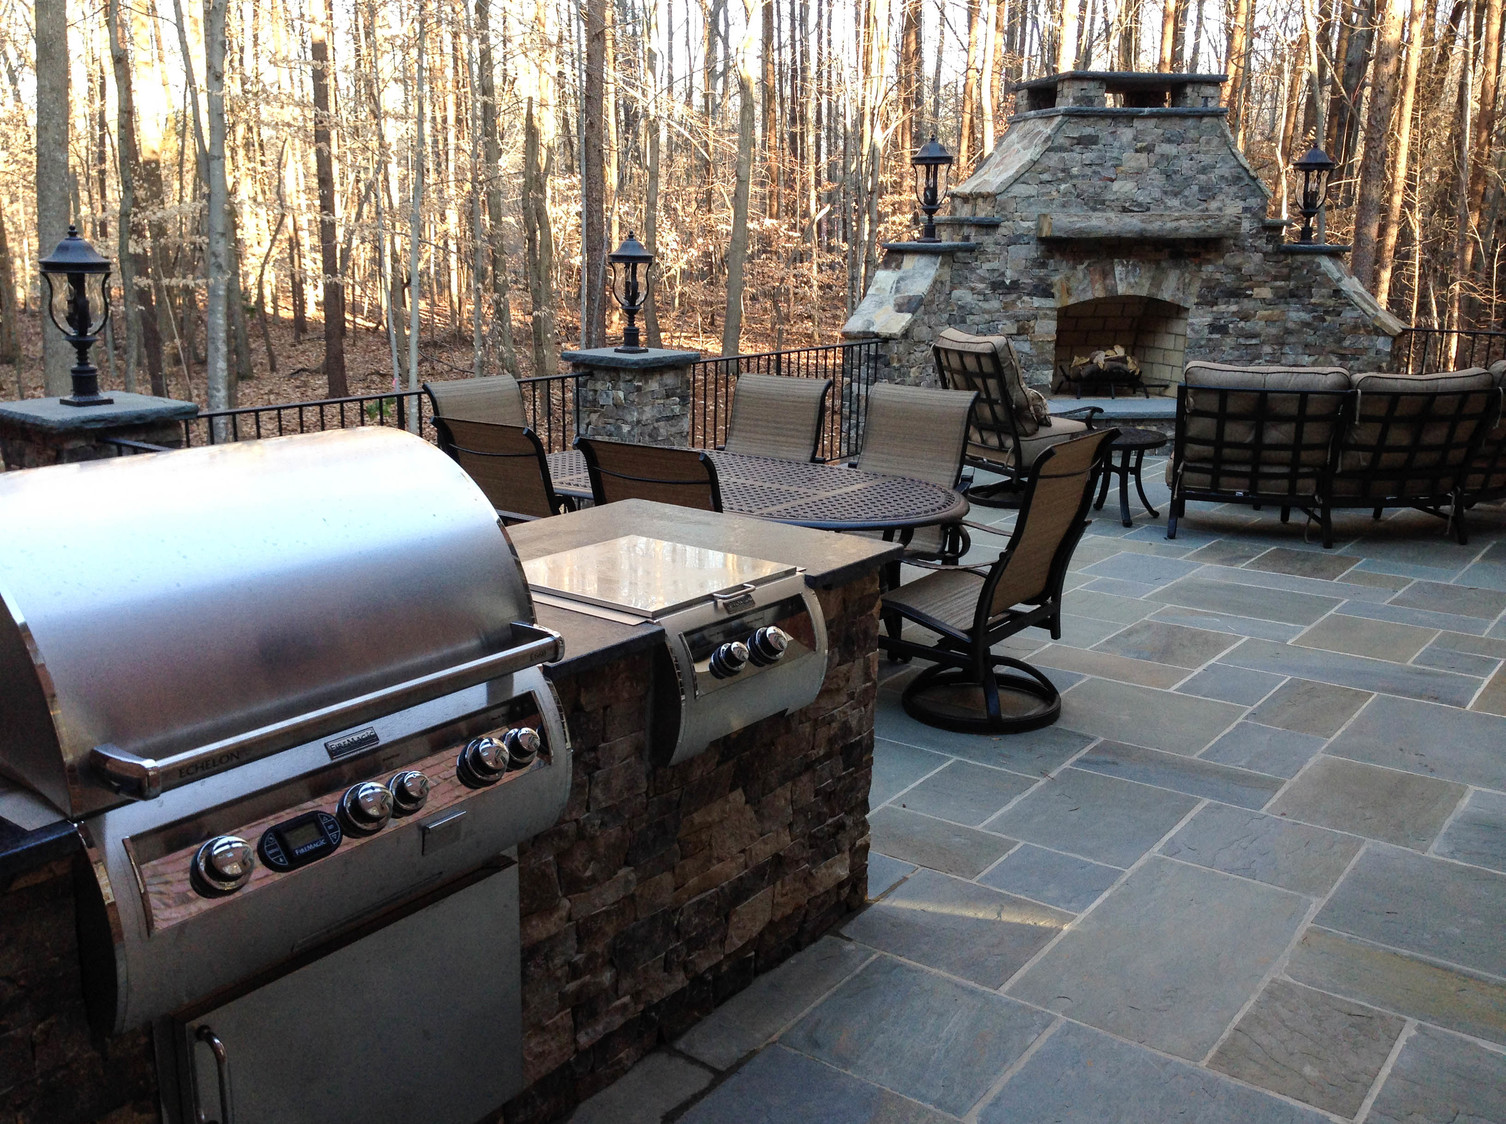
xmin=899 ymin=655 xmax=1061 ymax=734
xmin=1280 ymin=506 xmax=1292 ymax=524
xmin=1321 ymin=502 xmax=1335 ymax=549
xmin=1166 ymin=493 xmax=1182 ymax=539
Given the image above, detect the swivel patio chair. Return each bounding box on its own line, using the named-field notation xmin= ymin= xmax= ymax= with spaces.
xmin=434 ymin=418 xmax=573 ymax=523
xmin=932 ymin=328 xmax=1101 ymax=506
xmin=423 ymin=373 xmax=528 ymax=427
xmin=722 ymin=373 xmax=833 ymax=461
xmin=576 ymin=438 xmax=723 ymax=511
xmin=879 ymin=427 xmax=1118 ymax=733
xmin=855 ymin=382 xmax=979 ymax=569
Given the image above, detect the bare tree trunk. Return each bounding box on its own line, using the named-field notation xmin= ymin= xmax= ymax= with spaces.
xmin=36 ymin=0 xmax=72 ymax=396
xmin=408 ymin=0 xmax=427 ymax=421
xmin=476 ymin=0 xmax=518 ymax=374
xmin=105 ymin=0 xmax=140 ymax=393
xmin=311 ymin=21 xmax=348 ymax=396
xmin=1461 ymin=0 xmax=1503 ymax=313
xmin=1059 ymin=0 xmax=1080 ymax=71
xmin=899 ymin=0 xmax=922 ymax=152
xmin=959 ymin=0 xmax=981 ymax=167
xmin=643 ymin=0 xmax=663 ymax=346
xmin=1376 ymin=0 xmax=1427 ymax=306
xmin=1350 ymin=0 xmax=1405 ymax=287
xmin=723 ymin=0 xmax=758 ymax=356
xmin=1225 ymin=0 xmax=1253 ymax=146
xmin=763 ymin=0 xmax=780 ymax=218
xmin=0 ymin=207 xmax=18 ymax=365
xmin=289 ymin=218 xmax=307 ymax=342
xmin=205 ymin=0 xmax=230 ymax=417
xmin=980 ymin=0 xmax=996 ymax=154
xmin=582 ymin=0 xmax=609 ymax=347
xmin=522 ymin=99 xmax=559 ymax=375
xmin=1159 ymin=0 xmax=1182 ymax=69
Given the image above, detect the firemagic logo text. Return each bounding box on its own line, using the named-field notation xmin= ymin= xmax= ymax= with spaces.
xmin=177 ymin=750 xmax=243 ymax=779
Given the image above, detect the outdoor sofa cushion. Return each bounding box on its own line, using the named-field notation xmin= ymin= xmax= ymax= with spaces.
xmin=1335 ymin=368 xmax=1494 ymax=489
xmin=1467 ymin=361 xmax=1506 ymax=497
xmin=1171 ymin=362 xmax=1351 ymax=489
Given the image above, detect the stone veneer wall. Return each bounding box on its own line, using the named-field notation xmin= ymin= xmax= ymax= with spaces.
xmin=846 ymin=75 xmax=1404 ymax=390
xmin=0 ymin=861 xmax=156 ymax=1124
xmin=500 ymin=576 xmax=877 ymax=1124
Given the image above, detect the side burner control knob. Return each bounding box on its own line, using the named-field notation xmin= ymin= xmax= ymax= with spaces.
xmin=709 ymin=640 xmax=751 ymax=679
xmin=747 ymin=626 xmax=791 ymax=667
xmin=192 ymin=835 xmax=255 ymax=896
xmin=339 ymin=781 xmax=394 ymax=835
xmin=503 ymin=727 xmax=541 ymax=769
xmin=388 ymin=770 xmax=431 ymax=815
xmin=457 ymin=735 xmax=509 ymax=787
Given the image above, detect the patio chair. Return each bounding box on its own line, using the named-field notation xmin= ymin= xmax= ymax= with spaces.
xmin=932 ymin=328 xmax=1101 ymax=506
xmin=423 ymin=374 xmax=528 ymax=427
xmin=434 ymin=418 xmax=573 ymax=523
xmin=879 ymin=428 xmax=1118 ymax=732
xmin=576 ymin=438 xmax=723 ymax=511
xmin=856 ymin=382 xmax=979 ymax=568
xmin=722 ymin=373 xmax=833 ymax=461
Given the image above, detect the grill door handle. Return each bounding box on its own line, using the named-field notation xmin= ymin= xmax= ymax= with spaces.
xmin=91 ymin=623 xmax=565 ymax=799
xmin=191 ymin=1025 xmax=233 ymax=1124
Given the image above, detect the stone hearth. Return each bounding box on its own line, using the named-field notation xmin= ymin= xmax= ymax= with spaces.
xmin=845 ymin=71 xmax=1405 ymax=391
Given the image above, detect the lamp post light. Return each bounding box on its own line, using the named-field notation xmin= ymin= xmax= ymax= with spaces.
xmin=912 ymin=135 xmax=954 ymax=243
xmin=40 ymin=225 xmax=115 ymax=406
xmin=1293 ymin=145 xmax=1337 ymax=245
xmin=607 ymin=231 xmax=654 ymax=354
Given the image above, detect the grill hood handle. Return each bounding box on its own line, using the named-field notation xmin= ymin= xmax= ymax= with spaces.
xmin=90 ymin=623 xmax=564 ymax=800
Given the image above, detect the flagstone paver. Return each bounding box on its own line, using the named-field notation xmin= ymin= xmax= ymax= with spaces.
xmin=841 ymin=868 xmax=1070 ymax=987
xmin=1267 ymin=757 xmax=1466 ymax=850
xmin=1007 ymin=856 xmax=1309 ymax=1060
xmin=1207 ymin=978 xmax=1405 ymax=1117
xmin=1159 ymin=803 xmax=1362 ymax=896
xmin=782 ymin=956 xmax=1054 ymax=1116
xmin=569 ymin=501 xmax=1506 ymax=1124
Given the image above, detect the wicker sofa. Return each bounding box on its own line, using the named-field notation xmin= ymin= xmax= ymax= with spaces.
xmin=1167 ymin=360 xmax=1506 ymax=547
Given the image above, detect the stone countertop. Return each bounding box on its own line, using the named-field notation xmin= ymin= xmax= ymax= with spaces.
xmin=0 ymin=392 xmax=198 ymax=431
xmin=0 ymin=780 xmax=77 ymax=889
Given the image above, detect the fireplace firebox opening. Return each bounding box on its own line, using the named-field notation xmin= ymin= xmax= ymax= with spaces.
xmin=1051 ymin=296 xmax=1189 ymax=395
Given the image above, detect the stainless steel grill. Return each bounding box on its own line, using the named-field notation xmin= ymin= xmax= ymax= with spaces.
xmin=0 ymin=428 xmax=571 ymax=1124
xmin=524 ymin=534 xmax=828 ymax=763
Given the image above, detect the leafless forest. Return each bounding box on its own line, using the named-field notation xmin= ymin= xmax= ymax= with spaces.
xmin=0 ymin=0 xmax=1503 ymax=410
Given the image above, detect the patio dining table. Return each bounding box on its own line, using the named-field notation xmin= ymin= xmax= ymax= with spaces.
xmin=545 ymin=449 xmax=969 ymax=533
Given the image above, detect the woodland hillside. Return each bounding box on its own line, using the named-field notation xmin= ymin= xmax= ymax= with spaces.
xmin=0 ymin=0 xmax=1503 ymax=411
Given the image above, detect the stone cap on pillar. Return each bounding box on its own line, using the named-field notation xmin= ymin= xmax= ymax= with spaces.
xmin=0 ymin=393 xmax=199 ymax=433
xmin=561 ymin=347 xmax=702 ymax=370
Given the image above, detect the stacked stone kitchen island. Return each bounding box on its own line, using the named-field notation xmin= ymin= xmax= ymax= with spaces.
xmin=0 ymin=499 xmax=896 ymax=1124
xmin=501 ymin=500 xmax=896 ymax=1123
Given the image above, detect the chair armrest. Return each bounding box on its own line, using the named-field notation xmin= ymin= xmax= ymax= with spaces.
xmin=901 ymin=558 xmax=994 ymax=575
xmin=1055 ymin=406 xmax=1105 ymax=428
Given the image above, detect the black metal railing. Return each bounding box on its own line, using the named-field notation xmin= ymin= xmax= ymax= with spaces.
xmin=1394 ymin=328 xmax=1506 ymax=374
xmin=690 ymin=339 xmax=883 ymax=461
xmin=187 ymin=390 xmax=431 ymax=447
xmin=172 ymin=341 xmax=882 ymax=459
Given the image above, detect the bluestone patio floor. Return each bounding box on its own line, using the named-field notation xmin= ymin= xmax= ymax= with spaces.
xmin=568 ymin=460 xmax=1506 ymax=1124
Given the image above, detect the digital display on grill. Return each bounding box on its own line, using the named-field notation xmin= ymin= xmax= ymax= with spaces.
xmin=282 ymin=820 xmax=324 ymax=851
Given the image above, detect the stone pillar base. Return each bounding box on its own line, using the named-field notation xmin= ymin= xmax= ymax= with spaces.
xmin=561 ymin=347 xmax=702 ymax=446
xmin=0 ymin=394 xmax=199 ymax=471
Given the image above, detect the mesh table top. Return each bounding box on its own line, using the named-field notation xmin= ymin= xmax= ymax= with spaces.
xmin=547 ymin=450 xmax=969 ymax=532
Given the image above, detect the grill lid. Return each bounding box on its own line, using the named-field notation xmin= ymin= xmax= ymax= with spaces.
xmin=522 ymin=535 xmax=797 ymax=618
xmin=0 ymin=428 xmax=542 ymax=819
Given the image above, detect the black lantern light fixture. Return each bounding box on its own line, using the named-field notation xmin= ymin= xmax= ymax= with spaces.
xmin=40 ymin=225 xmax=115 ymax=406
xmin=607 ymin=231 xmax=654 ymax=353
xmin=1293 ymin=145 xmax=1337 ymax=245
xmin=912 ymin=135 xmax=954 ymax=243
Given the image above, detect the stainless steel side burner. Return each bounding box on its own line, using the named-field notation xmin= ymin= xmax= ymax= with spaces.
xmin=525 ymin=534 xmax=828 ymax=763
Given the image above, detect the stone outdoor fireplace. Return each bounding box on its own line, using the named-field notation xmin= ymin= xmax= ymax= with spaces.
xmin=1052 ymin=295 xmax=1189 ymax=389
xmin=845 ymin=71 xmax=1404 ymax=392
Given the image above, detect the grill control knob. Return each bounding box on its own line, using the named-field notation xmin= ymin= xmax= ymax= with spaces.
xmin=747 ymin=626 xmax=791 ymax=667
xmin=503 ymin=727 xmax=541 ymax=769
xmin=192 ymin=835 xmax=255 ymax=896
xmin=339 ymin=781 xmax=394 ymax=835
xmin=388 ymin=770 xmax=431 ymax=815
xmin=709 ymin=640 xmax=751 ymax=679
xmin=457 ymin=735 xmax=509 ymax=787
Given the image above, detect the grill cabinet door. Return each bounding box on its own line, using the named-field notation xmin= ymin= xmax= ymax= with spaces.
xmin=179 ymin=865 xmax=521 ymax=1124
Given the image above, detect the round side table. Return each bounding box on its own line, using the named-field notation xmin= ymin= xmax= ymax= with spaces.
xmin=1094 ymin=426 xmax=1169 ymax=527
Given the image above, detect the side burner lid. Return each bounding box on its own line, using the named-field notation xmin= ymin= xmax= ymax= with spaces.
xmin=523 ymin=535 xmax=796 ymax=619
